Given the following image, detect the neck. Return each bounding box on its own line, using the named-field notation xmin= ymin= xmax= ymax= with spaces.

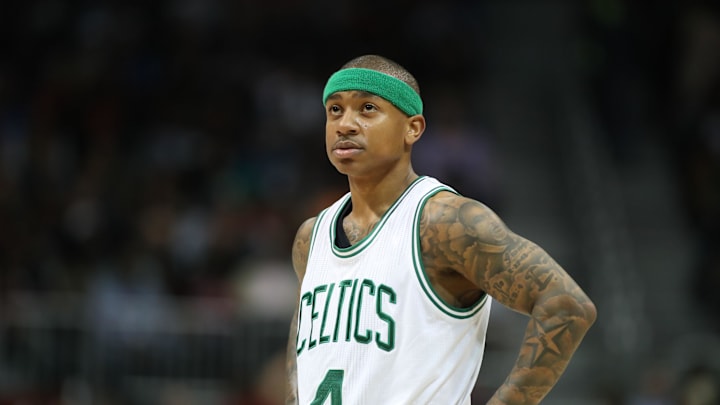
xmin=346 ymin=167 xmax=419 ymax=220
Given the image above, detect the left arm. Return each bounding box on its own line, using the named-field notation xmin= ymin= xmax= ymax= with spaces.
xmin=422 ymin=195 xmax=597 ymax=404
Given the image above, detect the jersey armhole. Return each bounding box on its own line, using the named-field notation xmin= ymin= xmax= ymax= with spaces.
xmin=411 ymin=186 xmax=489 ymax=319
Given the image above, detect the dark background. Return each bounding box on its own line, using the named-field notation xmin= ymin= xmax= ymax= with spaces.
xmin=1 ymin=0 xmax=719 ymax=404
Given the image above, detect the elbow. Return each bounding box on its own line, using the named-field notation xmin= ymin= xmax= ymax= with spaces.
xmin=535 ymin=291 xmax=597 ymax=332
xmin=583 ymin=299 xmax=598 ymax=329
xmin=565 ymin=291 xmax=596 ymax=332
xmin=571 ymin=292 xmax=597 ymax=332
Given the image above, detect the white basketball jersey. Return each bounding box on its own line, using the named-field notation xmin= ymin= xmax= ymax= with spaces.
xmin=295 ymin=176 xmax=492 ymax=405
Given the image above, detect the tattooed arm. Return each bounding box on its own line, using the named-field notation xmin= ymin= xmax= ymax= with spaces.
xmin=421 ymin=193 xmax=597 ymax=405
xmin=286 ymin=217 xmax=315 ymax=405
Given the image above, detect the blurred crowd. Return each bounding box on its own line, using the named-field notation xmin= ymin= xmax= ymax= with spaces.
xmin=0 ymin=0 xmax=497 ymax=302
xmin=588 ymin=0 xmax=720 ymax=333
xmin=582 ymin=0 xmax=720 ymax=331
xmin=670 ymin=4 xmax=720 ymax=334
xmin=0 ymin=0 xmax=719 ymax=404
xmin=581 ymin=1 xmax=720 ymax=404
xmin=0 ymin=0 xmax=499 ymax=403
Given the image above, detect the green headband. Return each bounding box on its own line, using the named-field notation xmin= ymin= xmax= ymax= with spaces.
xmin=322 ymin=68 xmax=423 ymax=116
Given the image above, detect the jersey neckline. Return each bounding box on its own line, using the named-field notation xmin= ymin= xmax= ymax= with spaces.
xmin=329 ymin=176 xmax=427 ymax=258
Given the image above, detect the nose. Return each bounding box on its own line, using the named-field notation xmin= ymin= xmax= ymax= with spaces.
xmin=336 ymin=110 xmax=359 ymax=136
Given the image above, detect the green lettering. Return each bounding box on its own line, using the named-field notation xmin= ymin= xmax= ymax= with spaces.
xmin=376 ymin=285 xmax=396 ymax=352
xmin=354 ymin=279 xmax=375 ymax=344
xmin=333 ymin=280 xmax=353 ymax=342
xmin=319 ymin=283 xmax=335 ymax=344
xmin=297 ymin=292 xmax=313 ymax=355
xmin=309 ymin=285 xmax=327 ymax=349
xmin=310 ymin=369 xmax=344 ymax=405
xmin=345 ymin=279 xmax=358 ymax=342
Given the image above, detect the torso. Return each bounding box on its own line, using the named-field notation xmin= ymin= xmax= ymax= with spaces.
xmin=295 ymin=176 xmax=491 ymax=405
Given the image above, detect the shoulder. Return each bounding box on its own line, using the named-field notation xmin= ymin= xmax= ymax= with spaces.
xmin=419 ymin=191 xmax=512 ymax=281
xmin=421 ymin=191 xmax=509 ymax=247
xmin=419 ymin=191 xmax=513 ymax=306
xmin=422 ymin=191 xmax=594 ymax=317
xmin=291 ymin=217 xmax=317 ymax=282
xmin=295 ymin=216 xmax=317 ymax=240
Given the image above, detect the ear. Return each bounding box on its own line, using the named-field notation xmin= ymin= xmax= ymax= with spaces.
xmin=404 ymin=115 xmax=425 ymax=146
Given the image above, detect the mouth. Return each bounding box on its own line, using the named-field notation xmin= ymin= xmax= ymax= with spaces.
xmin=332 ymin=140 xmax=363 ymax=158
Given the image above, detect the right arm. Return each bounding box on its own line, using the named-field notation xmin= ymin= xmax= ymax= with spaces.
xmin=286 ymin=217 xmax=316 ymax=405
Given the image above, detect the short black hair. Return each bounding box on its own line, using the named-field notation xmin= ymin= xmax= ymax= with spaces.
xmin=340 ymin=54 xmax=420 ymax=95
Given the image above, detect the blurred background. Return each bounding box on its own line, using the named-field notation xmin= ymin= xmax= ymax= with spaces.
xmin=1 ymin=0 xmax=719 ymax=404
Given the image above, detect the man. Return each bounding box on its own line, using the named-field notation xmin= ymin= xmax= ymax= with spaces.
xmin=286 ymin=54 xmax=596 ymax=404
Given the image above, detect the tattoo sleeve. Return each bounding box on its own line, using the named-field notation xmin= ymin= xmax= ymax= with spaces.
xmin=286 ymin=218 xmax=314 ymax=405
xmin=422 ymin=196 xmax=597 ymax=405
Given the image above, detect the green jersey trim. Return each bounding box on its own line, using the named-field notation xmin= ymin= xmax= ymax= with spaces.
xmin=412 ymin=187 xmax=489 ymax=319
xmin=330 ymin=176 xmax=427 ymax=258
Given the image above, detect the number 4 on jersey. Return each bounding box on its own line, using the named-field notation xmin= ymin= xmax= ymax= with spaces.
xmin=311 ymin=369 xmax=344 ymax=405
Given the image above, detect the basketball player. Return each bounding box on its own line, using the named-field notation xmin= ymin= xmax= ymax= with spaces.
xmin=286 ymin=54 xmax=597 ymax=404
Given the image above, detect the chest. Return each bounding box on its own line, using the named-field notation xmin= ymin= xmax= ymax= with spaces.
xmin=341 ymin=217 xmax=378 ymax=246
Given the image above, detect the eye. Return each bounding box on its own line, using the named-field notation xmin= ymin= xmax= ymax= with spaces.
xmin=363 ymin=103 xmax=377 ymax=112
xmin=328 ymin=105 xmax=342 ymax=114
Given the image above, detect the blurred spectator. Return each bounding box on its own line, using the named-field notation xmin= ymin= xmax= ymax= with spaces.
xmin=627 ymin=363 xmax=675 ymax=405
xmin=231 ymin=258 xmax=297 ymax=319
xmin=671 ymin=4 xmax=720 ymax=329
xmin=413 ymin=84 xmax=501 ymax=206
xmin=84 ymin=245 xmax=177 ymax=390
xmin=675 ymin=365 xmax=720 ymax=405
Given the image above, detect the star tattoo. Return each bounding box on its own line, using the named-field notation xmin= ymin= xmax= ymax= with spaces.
xmin=526 ymin=319 xmax=572 ymax=366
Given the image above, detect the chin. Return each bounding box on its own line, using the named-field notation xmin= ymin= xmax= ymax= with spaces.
xmin=330 ymin=159 xmax=363 ymax=177
xmin=331 ymin=161 xmax=352 ymax=175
